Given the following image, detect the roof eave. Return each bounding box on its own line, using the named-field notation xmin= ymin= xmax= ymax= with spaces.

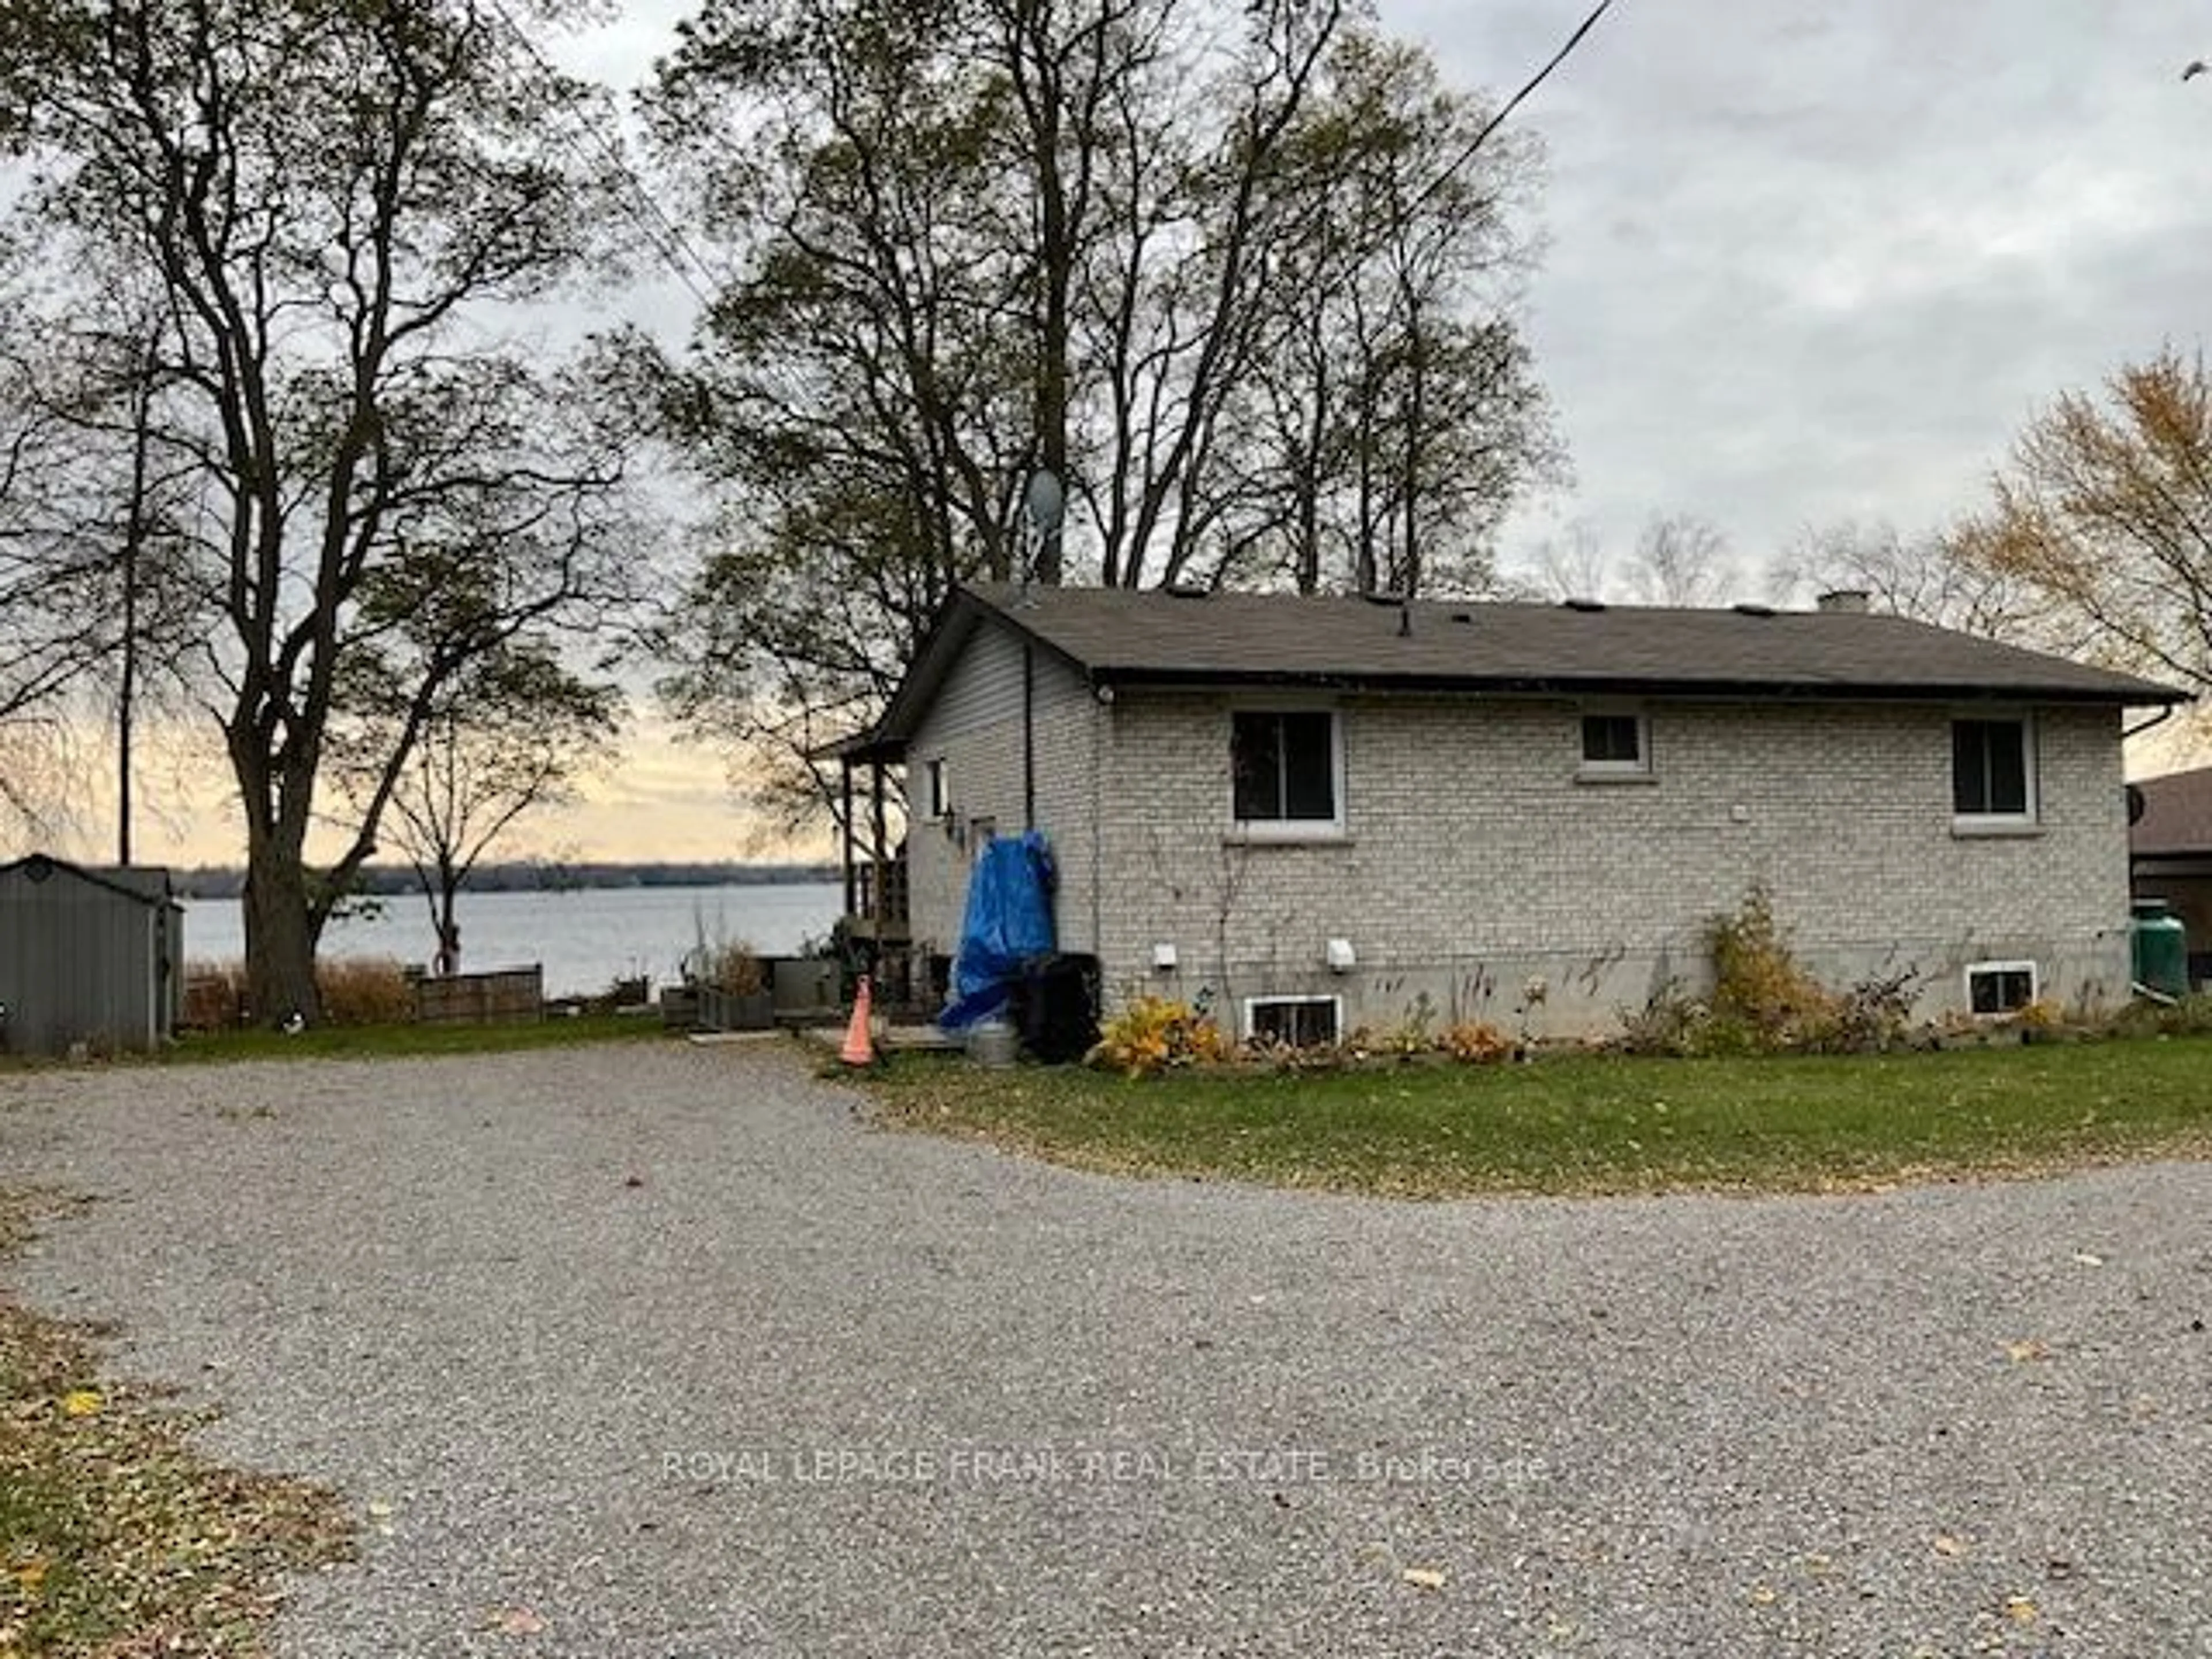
xmin=1086 ymin=666 xmax=2191 ymax=705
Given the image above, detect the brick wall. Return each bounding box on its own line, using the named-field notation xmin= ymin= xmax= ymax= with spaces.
xmin=1092 ymin=691 xmax=2132 ymax=1036
xmin=906 ymin=627 xmax=1099 ymax=965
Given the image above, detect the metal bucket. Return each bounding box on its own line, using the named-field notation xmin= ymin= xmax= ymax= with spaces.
xmin=967 ymin=1021 xmax=1018 ymax=1069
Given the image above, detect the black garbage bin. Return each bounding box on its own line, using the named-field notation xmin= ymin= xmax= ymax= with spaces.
xmin=1016 ymin=952 xmax=1101 ymax=1064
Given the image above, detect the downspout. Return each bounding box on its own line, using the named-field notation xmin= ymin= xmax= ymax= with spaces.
xmin=1022 ymin=643 xmax=1037 ymax=830
xmin=1089 ymin=680 xmax=1106 ymax=961
xmin=2123 ymin=704 xmax=2177 ymax=743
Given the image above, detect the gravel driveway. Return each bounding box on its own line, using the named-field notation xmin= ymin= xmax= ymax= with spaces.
xmin=2 ymin=1041 xmax=2208 ymax=1656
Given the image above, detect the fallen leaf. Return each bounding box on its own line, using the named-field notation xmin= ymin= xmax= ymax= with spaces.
xmin=1748 ymin=1584 xmax=1778 ymax=1607
xmin=60 ymin=1388 xmax=104 ymax=1417
xmin=2005 ymin=1594 xmax=2039 ymax=1624
xmin=2071 ymin=1251 xmax=2104 ymax=1267
xmin=15 ymin=1556 xmax=50 ymax=1595
xmin=1400 ymin=1566 xmax=1446 ymax=1591
xmin=488 ymin=1605 xmax=546 ymax=1637
xmin=2003 ymin=1339 xmax=2051 ymax=1363
xmin=1933 ymin=1534 xmax=1969 ymax=1558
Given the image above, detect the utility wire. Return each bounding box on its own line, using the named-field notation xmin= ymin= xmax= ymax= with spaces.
xmin=1409 ymin=0 xmax=1622 ymax=215
xmin=476 ymin=0 xmax=1622 ymax=308
xmin=476 ymin=0 xmax=730 ymax=310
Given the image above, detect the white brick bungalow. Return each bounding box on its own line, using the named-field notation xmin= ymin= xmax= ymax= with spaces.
xmin=835 ymin=584 xmax=2187 ymax=1041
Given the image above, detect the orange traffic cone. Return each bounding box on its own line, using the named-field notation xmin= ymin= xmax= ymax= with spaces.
xmin=840 ymin=974 xmax=876 ymax=1066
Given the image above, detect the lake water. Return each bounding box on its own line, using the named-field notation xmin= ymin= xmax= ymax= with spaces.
xmin=179 ymin=882 xmax=847 ymax=998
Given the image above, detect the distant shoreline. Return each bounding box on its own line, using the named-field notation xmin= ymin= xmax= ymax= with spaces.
xmin=172 ymin=862 xmax=840 ymax=901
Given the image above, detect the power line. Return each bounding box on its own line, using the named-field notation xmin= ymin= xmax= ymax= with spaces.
xmin=1410 ymin=0 xmax=1623 ymax=217
xmin=475 ymin=0 xmax=729 ymax=312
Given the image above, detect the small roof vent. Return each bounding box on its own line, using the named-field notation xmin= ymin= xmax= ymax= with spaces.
xmin=1733 ymin=603 xmax=1777 ymax=619
xmin=1362 ymin=590 xmax=1408 ymax=607
xmin=1164 ymin=582 xmax=1210 ymax=600
xmin=1562 ymin=596 xmax=1607 ymax=613
xmin=1816 ymin=589 xmax=1872 ymax=615
xmin=1450 ymin=611 xmax=1474 ymax=624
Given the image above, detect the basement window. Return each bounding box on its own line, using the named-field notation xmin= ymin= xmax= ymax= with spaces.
xmin=1244 ymin=995 xmax=1342 ymax=1048
xmin=1966 ymin=961 xmax=2037 ymax=1016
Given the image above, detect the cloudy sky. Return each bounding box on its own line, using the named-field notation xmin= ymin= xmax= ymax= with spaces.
xmin=563 ymin=0 xmax=2212 ymax=575
xmin=85 ymin=0 xmax=2212 ymax=865
xmin=1425 ymin=0 xmax=2212 ymax=583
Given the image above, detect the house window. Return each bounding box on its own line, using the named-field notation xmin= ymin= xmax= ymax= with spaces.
xmin=1966 ymin=960 xmax=2037 ymax=1016
xmin=1952 ymin=717 xmax=2035 ymax=825
xmin=1231 ymin=710 xmax=1342 ymax=834
xmin=1244 ymin=994 xmax=1342 ymax=1048
xmin=1579 ymin=710 xmax=1650 ymax=777
xmin=924 ymin=759 xmax=949 ymax=819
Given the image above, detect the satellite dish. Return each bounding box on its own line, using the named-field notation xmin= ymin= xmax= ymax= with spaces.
xmin=1022 ymin=469 xmax=1064 ymax=533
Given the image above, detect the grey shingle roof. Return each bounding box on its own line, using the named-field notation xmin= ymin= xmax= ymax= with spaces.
xmin=991 ymin=584 xmax=2177 ymax=695
xmin=861 ymin=584 xmax=2187 ymax=753
xmin=2132 ymin=766 xmax=2212 ymax=856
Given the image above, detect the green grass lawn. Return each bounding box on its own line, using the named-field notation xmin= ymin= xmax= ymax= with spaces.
xmin=147 ymin=1009 xmax=672 ymax=1066
xmin=862 ymin=1035 xmax=2212 ymax=1197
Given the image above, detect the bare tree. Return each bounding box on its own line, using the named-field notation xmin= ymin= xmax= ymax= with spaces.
xmin=339 ymin=645 xmax=619 ymax=975
xmin=649 ymin=0 xmax=1560 ymax=816
xmin=1507 ymin=520 xmax=1611 ymax=601
xmin=1224 ymin=34 xmax=1556 ymax=598
xmin=1622 ymin=512 xmax=1737 ymax=607
xmin=3 ymin=0 xmax=644 ymax=1020
xmin=1945 ymin=346 xmax=2212 ymax=698
xmin=1769 ymin=519 xmax=2041 ymax=638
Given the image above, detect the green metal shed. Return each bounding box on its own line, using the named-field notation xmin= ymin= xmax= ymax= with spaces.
xmin=0 ymin=854 xmax=184 ymax=1057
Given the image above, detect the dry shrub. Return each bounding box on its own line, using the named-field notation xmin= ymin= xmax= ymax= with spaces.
xmin=1252 ymin=1033 xmax=1353 ymax=1073
xmin=1704 ymin=886 xmax=1836 ymax=1051
xmin=700 ymin=940 xmax=766 ymax=996
xmin=1619 ymin=892 xmax=1925 ymax=1055
xmin=183 ymin=957 xmax=415 ymax=1028
xmin=315 ymin=958 xmax=415 ymax=1027
xmin=181 ymin=960 xmax=249 ymax=1031
xmin=1440 ymin=1020 xmax=1516 ymax=1064
xmin=1088 ymin=995 xmax=1236 ymax=1077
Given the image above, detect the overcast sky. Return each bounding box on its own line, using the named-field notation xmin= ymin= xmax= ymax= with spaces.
xmin=1423 ymin=0 xmax=2212 ymax=588
xmin=81 ymin=0 xmax=2212 ymax=865
xmin=562 ymin=0 xmax=2212 ymax=585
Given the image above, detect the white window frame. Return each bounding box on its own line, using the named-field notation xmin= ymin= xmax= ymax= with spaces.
xmin=1964 ymin=959 xmax=2039 ymax=1017
xmin=1576 ymin=704 xmax=1653 ymax=781
xmin=1228 ymin=704 xmax=1346 ymax=842
xmin=924 ymin=757 xmax=949 ymax=820
xmin=1241 ymin=994 xmax=1344 ymax=1047
xmin=1950 ymin=711 xmax=2039 ymax=834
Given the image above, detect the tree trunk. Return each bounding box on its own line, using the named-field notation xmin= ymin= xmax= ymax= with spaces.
xmin=241 ymin=846 xmax=321 ymax=1026
xmin=435 ymin=862 xmax=461 ymax=977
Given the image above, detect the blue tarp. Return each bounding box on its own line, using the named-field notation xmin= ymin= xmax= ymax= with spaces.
xmin=939 ymin=831 xmax=1056 ymax=1031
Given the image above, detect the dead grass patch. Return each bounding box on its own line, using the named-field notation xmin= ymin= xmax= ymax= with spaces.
xmin=0 ymin=1190 xmax=353 ymax=1657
